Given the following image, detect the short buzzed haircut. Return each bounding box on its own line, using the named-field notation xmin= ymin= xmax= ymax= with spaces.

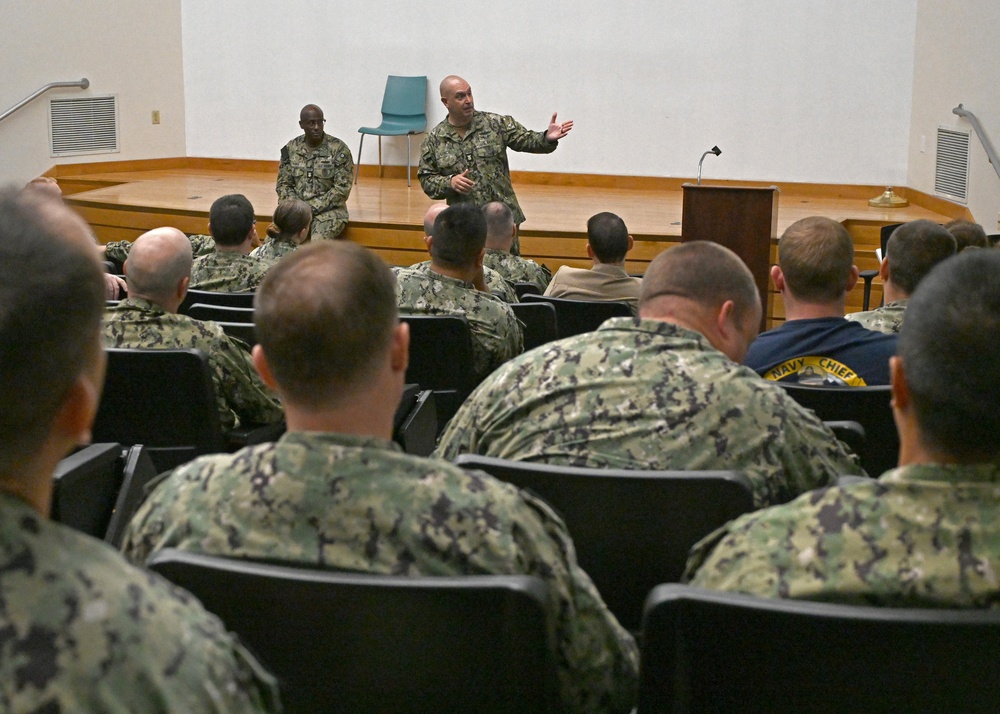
xmin=431 ymin=204 xmax=486 ymax=268
xmin=0 ymin=188 xmax=105 ymax=471
xmin=254 ymin=241 xmax=397 ymax=408
xmin=778 ymin=216 xmax=854 ymax=302
xmin=886 ymin=220 xmax=956 ymax=295
xmin=124 ymin=229 xmax=194 ymax=301
xmin=944 ymin=219 xmax=989 ymax=252
xmin=587 ymin=212 xmax=630 ymax=264
xmin=899 ymin=249 xmax=1000 ymax=460
xmin=209 ymin=194 xmax=255 ymax=246
xmin=640 ymin=241 xmax=760 ymax=324
xmin=483 ymin=202 xmax=514 ymax=247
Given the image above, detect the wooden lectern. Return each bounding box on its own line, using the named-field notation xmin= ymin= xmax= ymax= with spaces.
xmin=681 ymin=184 xmax=779 ymax=327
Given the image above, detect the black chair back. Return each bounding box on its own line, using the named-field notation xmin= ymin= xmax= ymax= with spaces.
xmin=93 ymin=348 xmax=227 ymax=471
xmin=400 ymin=315 xmax=477 ymax=425
xmin=179 ymin=288 xmax=255 ymax=314
xmin=639 ymin=584 xmax=1000 ymax=714
xmin=510 ymin=301 xmax=559 ymax=351
xmin=51 ymin=443 xmax=124 ymax=538
xmin=454 ymin=454 xmax=755 ymax=632
xmin=187 ymin=303 xmax=255 ymax=323
xmin=522 ymin=294 xmax=632 ymax=338
xmin=103 ymin=444 xmax=162 ymax=548
xmin=215 ymin=321 xmax=256 ymax=346
xmin=513 ymin=281 xmax=542 ymax=299
xmin=392 ymin=386 xmax=437 ymax=456
xmin=148 ymin=549 xmax=558 ymax=714
xmin=778 ymin=383 xmax=897 ymax=476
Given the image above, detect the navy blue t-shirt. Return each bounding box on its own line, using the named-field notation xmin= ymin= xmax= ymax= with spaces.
xmin=743 ymin=317 xmax=898 ymax=386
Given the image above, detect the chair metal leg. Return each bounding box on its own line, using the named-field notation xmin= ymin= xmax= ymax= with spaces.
xmin=378 ymin=137 xmax=383 ymax=178
xmin=355 ymin=134 xmax=365 ymax=184
xmin=406 ymin=134 xmax=412 ymax=187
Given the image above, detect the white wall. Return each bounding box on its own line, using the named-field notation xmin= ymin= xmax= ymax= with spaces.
xmin=908 ymin=0 xmax=1000 ymax=226
xmin=182 ymin=0 xmax=916 ymax=185
xmin=0 ymin=1 xmax=186 ymax=186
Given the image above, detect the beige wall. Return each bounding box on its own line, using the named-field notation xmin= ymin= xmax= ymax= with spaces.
xmin=908 ymin=0 xmax=1000 ymax=227
xmin=0 ymin=1 xmax=186 ymax=186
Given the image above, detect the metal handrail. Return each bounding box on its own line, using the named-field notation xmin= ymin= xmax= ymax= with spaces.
xmin=953 ymin=104 xmax=1000 ymax=184
xmin=0 ymin=78 xmax=89 ymax=124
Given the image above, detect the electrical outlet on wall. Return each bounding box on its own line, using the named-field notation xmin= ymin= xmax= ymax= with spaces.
xmin=152 ymin=110 xmax=161 ymax=124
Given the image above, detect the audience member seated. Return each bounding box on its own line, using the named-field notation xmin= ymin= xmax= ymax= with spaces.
xmin=190 ymin=194 xmax=272 ymax=292
xmin=121 ymin=240 xmax=638 ymax=713
xmin=409 ymin=203 xmax=518 ymax=303
xmin=103 ymin=227 xmax=283 ymax=430
xmin=846 ymin=219 xmax=956 ymax=334
xmin=104 ymin=233 xmax=215 ymax=273
xmin=944 ymin=218 xmax=989 ymax=252
xmin=686 ymin=249 xmax=1000 ymax=607
xmin=394 ymin=204 xmax=523 ymax=380
xmin=744 ymin=216 xmax=897 ymax=386
xmin=482 ymin=201 xmax=551 ymax=294
xmin=435 ymin=241 xmax=861 ymax=507
xmin=0 ymin=185 xmax=278 ymax=712
xmin=251 ymin=198 xmax=312 ymax=262
xmin=544 ymin=211 xmax=642 ymax=314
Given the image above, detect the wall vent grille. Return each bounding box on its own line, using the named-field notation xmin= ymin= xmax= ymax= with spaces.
xmin=934 ymin=127 xmax=970 ymax=203
xmin=49 ymin=95 xmax=119 ymax=157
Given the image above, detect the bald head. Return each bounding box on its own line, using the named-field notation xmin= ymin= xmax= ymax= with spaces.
xmin=423 ymin=203 xmax=448 ymax=237
xmin=439 ymin=76 xmax=466 ymax=97
xmin=439 ymin=75 xmax=475 ymax=126
xmin=483 ymin=202 xmax=515 ymax=250
xmin=124 ymin=227 xmax=193 ymax=308
xmin=300 ymin=104 xmax=323 ymax=121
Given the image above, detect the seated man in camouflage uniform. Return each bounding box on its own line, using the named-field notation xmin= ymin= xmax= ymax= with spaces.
xmin=0 ymin=186 xmax=279 ymax=712
xmin=435 ymin=241 xmax=862 ymax=508
xmin=687 ymin=249 xmax=1000 ymax=606
xmin=846 ymin=219 xmax=956 ymax=334
xmin=103 ymin=227 xmax=283 ymax=430
xmin=276 ymin=104 xmax=353 ymax=240
xmin=394 ymin=204 xmax=523 ymax=380
xmin=409 ymin=202 xmax=518 ymax=303
xmin=190 ymin=194 xmax=272 ymax=292
xmin=482 ymin=201 xmax=551 ymax=294
xmin=122 ymin=241 xmax=639 ymax=713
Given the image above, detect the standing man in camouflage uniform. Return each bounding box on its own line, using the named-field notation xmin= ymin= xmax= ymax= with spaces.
xmin=845 ymin=219 xmax=956 ymax=334
xmin=104 ymin=227 xmax=283 ymax=430
xmin=686 ymin=249 xmax=1000 ymax=606
xmin=418 ymin=75 xmax=573 ymax=254
xmin=394 ymin=204 xmax=523 ymax=380
xmin=0 ymin=186 xmax=279 ymax=712
xmin=122 ymin=240 xmax=639 ymax=713
xmin=190 ymin=194 xmax=273 ymax=291
xmin=482 ymin=201 xmax=551 ymax=294
xmin=276 ymin=104 xmax=353 ymax=240
xmin=435 ymin=241 xmax=862 ymax=508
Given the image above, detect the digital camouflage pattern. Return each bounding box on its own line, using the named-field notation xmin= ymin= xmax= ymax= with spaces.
xmin=103 ymin=298 xmax=283 ymax=430
xmin=434 ymin=318 xmax=862 ymax=508
xmin=190 ymin=251 xmax=272 ymax=292
xmin=104 ymin=233 xmax=216 ymax=269
xmin=685 ymin=462 xmax=1000 ymax=606
xmin=483 ymin=248 xmax=551 ymax=294
xmin=845 ymin=299 xmax=908 ymax=334
xmin=408 ymin=258 xmax=517 ymax=303
xmin=393 ymin=266 xmax=523 ymax=379
xmin=251 ymin=236 xmax=298 ymax=262
xmin=418 ymin=111 xmax=557 ymax=225
xmin=0 ymin=493 xmax=280 ymax=713
xmin=276 ymin=134 xmax=353 ymax=240
xmin=121 ymin=431 xmax=639 ymax=713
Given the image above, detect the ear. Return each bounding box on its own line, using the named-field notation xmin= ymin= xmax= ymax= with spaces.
xmin=51 ymin=373 xmax=102 ymax=448
xmin=879 ymin=257 xmax=890 ymax=282
xmin=889 ymin=355 xmax=910 ymax=412
xmin=390 ymin=322 xmax=410 ymax=375
xmin=627 ymin=235 xmax=634 ymax=252
xmin=440 ymin=95 xmax=449 ymax=108
xmin=714 ymin=299 xmax=736 ymax=339
xmin=123 ymin=260 xmax=129 ymax=278
xmin=845 ymin=265 xmax=859 ymax=292
xmin=252 ymin=345 xmax=278 ymax=390
xmin=423 ymin=235 xmax=433 ymax=254
xmin=176 ymin=275 xmax=190 ymax=302
xmin=475 ymin=246 xmax=486 ymax=268
xmin=770 ymin=264 xmax=785 ymax=292
xmin=586 ymin=244 xmax=596 ymax=261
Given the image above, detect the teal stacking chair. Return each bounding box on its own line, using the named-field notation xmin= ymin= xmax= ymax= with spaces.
xmin=355 ymin=75 xmax=427 ymax=187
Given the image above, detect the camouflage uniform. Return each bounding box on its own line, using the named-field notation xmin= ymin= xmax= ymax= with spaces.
xmin=418 ymin=111 xmax=557 ymax=226
xmin=190 ymin=251 xmax=272 ymax=292
xmin=104 ymin=233 xmax=216 ymax=269
xmin=393 ymin=266 xmax=524 ymax=380
xmin=103 ymin=298 xmax=283 ymax=430
xmin=122 ymin=431 xmax=639 ymax=713
xmin=483 ymin=248 xmax=551 ymax=294
xmin=0 ymin=493 xmax=279 ymax=713
xmin=276 ymin=134 xmax=353 ymax=240
xmin=409 ymin=258 xmax=517 ymax=303
xmin=251 ymin=236 xmax=298 ymax=262
xmin=434 ymin=318 xmax=862 ymax=508
xmin=845 ymin=299 xmax=908 ymax=334
xmin=686 ymin=462 xmax=1000 ymax=606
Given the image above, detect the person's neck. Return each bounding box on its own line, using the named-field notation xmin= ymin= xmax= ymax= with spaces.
xmin=128 ymin=291 xmax=180 ymax=314
xmin=429 ymin=261 xmax=477 ymax=284
xmin=284 ymin=397 xmax=397 ymax=442
xmin=216 ymin=242 xmax=250 ymax=256
xmin=592 ymin=259 xmax=626 ymax=270
xmin=781 ymin=293 xmax=846 ymax=321
xmin=0 ymin=450 xmax=64 ymax=517
xmin=882 ymin=281 xmax=909 ymax=305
